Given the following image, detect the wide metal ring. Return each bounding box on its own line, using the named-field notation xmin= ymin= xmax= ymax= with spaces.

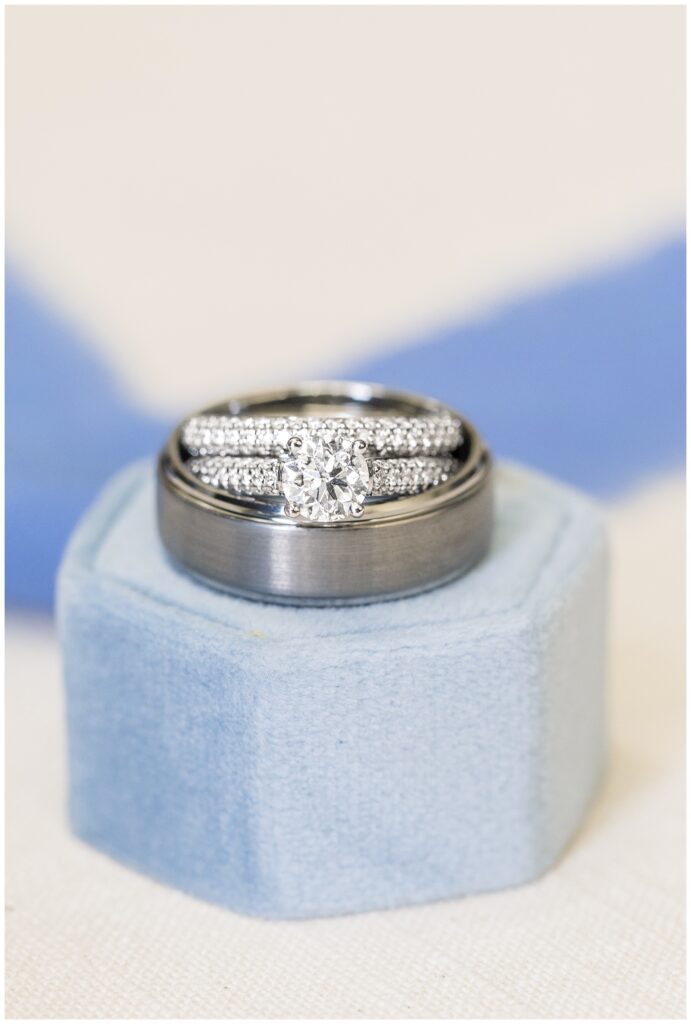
xmin=157 ymin=381 xmax=493 ymax=605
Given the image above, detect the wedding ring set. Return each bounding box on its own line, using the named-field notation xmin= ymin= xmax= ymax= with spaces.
xmin=157 ymin=382 xmax=493 ymax=603
xmin=182 ymin=409 xmax=462 ymax=521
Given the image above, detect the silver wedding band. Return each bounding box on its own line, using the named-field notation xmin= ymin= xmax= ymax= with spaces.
xmin=157 ymin=381 xmax=493 ymax=604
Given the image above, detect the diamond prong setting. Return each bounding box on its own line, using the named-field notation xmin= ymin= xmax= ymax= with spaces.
xmin=280 ymin=432 xmax=370 ymax=523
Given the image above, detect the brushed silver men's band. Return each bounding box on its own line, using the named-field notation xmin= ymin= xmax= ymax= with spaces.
xmin=157 ymin=381 xmax=493 ymax=604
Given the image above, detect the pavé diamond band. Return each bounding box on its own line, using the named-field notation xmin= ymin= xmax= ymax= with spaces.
xmin=157 ymin=381 xmax=493 ymax=604
xmin=188 ymin=452 xmax=457 ymax=503
xmin=181 ymin=407 xmax=462 ymax=522
xmin=182 ymin=412 xmax=461 ymax=458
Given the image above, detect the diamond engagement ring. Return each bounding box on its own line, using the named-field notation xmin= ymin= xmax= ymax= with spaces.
xmin=157 ymin=381 xmax=493 ymax=604
xmin=187 ymin=449 xmax=456 ymax=513
xmin=185 ymin=443 xmax=457 ymax=522
xmin=179 ymin=407 xmax=462 ymax=522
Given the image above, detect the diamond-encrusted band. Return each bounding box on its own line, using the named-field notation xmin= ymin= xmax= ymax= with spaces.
xmin=188 ymin=454 xmax=457 ymax=497
xmin=182 ymin=413 xmax=461 ymax=458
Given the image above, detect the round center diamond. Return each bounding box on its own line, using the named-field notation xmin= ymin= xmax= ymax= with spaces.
xmin=281 ymin=433 xmax=370 ymax=522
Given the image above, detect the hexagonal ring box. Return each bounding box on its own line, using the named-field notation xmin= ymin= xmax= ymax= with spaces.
xmin=58 ymin=459 xmax=607 ymax=918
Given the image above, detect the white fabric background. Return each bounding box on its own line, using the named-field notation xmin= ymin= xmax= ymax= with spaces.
xmin=6 ymin=6 xmax=684 ymax=414
xmin=6 ymin=478 xmax=684 ymax=1019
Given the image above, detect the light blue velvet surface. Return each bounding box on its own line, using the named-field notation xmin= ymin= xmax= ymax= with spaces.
xmin=58 ymin=460 xmax=607 ymax=918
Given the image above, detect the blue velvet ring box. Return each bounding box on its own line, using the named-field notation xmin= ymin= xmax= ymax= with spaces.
xmin=58 ymin=460 xmax=607 ymax=919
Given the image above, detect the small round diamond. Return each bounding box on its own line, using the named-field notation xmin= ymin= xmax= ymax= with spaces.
xmin=281 ymin=433 xmax=370 ymax=522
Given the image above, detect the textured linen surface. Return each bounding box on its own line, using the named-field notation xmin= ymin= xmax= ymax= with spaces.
xmin=6 ymin=8 xmax=684 ymax=412
xmin=58 ymin=461 xmax=606 ymax=918
xmin=6 ymin=477 xmax=684 ymax=1018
